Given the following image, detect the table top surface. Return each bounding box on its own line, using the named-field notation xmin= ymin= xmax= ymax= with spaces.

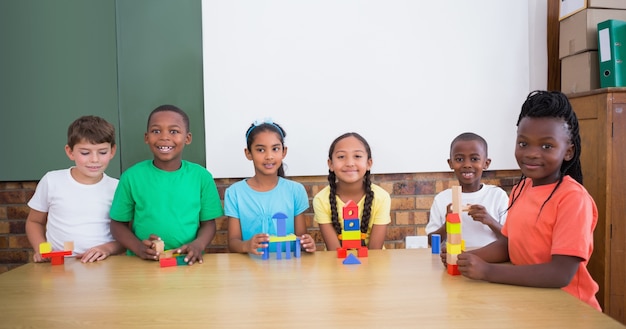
xmin=0 ymin=249 xmax=623 ymax=329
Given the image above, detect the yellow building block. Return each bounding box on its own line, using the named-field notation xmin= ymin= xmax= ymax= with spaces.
xmin=269 ymin=233 xmax=297 ymax=242
xmin=446 ymin=222 xmax=461 ymax=234
xmin=446 ymin=242 xmax=462 ymax=255
xmin=39 ymin=242 xmax=52 ymax=254
xmin=341 ymin=230 xmax=361 ymax=241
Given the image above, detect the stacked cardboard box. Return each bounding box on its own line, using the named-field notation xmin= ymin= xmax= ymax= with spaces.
xmin=559 ymin=1 xmax=626 ymax=93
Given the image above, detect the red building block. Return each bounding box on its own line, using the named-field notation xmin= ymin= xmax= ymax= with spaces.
xmin=41 ymin=250 xmax=72 ymax=265
xmin=447 ymin=264 xmax=461 ymax=275
xmin=357 ymin=247 xmax=368 ymax=257
xmin=336 ymin=248 xmax=347 ymax=258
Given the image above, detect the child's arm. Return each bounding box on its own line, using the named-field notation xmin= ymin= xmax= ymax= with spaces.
xmin=294 ymin=213 xmax=316 ymax=252
xmin=458 ymin=252 xmax=580 ymax=288
xmin=25 ymin=209 xmax=48 ymax=263
xmin=110 ymin=220 xmax=159 ymax=260
xmin=176 ymin=220 xmax=216 ymax=265
xmin=368 ymin=224 xmax=387 ymax=249
xmin=74 ymin=241 xmax=125 ymax=263
xmin=467 ymin=204 xmax=504 ymax=238
xmin=318 ymin=223 xmax=341 ymax=251
xmin=227 ymin=217 xmax=269 ymax=255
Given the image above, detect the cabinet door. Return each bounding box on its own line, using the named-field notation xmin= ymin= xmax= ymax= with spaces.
xmin=609 ymin=94 xmax=626 ymax=323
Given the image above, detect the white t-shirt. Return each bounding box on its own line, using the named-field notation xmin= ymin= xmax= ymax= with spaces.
xmin=28 ymin=168 xmax=118 ymax=254
xmin=425 ymin=184 xmax=509 ymax=248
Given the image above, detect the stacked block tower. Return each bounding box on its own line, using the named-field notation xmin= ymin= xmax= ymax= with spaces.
xmin=262 ymin=212 xmax=301 ymax=260
xmin=39 ymin=241 xmax=73 ymax=265
xmin=446 ymin=186 xmax=464 ymax=275
xmin=337 ymin=200 xmax=368 ymax=263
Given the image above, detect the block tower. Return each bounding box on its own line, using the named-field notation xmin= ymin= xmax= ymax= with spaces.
xmin=39 ymin=241 xmax=74 ymax=265
xmin=262 ymin=212 xmax=301 ymax=260
xmin=446 ymin=186 xmax=464 ymax=275
xmin=337 ymin=200 xmax=368 ymax=264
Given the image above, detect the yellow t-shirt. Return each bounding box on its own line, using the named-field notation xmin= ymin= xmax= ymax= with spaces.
xmin=313 ymin=183 xmax=391 ymax=245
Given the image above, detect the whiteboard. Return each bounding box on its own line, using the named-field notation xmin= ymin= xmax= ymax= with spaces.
xmin=202 ymin=0 xmax=547 ymax=178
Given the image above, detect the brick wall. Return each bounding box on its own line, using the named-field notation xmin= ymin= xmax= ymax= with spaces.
xmin=0 ymin=170 xmax=521 ymax=273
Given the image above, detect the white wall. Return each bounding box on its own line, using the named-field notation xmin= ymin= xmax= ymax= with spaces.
xmin=202 ymin=0 xmax=547 ymax=178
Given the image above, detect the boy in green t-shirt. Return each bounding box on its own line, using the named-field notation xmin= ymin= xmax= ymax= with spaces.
xmin=110 ymin=105 xmax=224 ymax=265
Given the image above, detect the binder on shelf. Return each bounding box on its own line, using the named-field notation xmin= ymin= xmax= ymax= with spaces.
xmin=597 ymin=19 xmax=626 ymax=88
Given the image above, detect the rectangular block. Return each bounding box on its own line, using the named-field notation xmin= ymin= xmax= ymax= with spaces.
xmin=446 ymin=222 xmax=461 ymax=234
xmin=446 ymin=243 xmax=461 ymax=255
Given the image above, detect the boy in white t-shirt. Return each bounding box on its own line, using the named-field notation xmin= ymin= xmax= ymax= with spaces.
xmin=426 ymin=132 xmax=509 ymax=248
xmin=26 ymin=115 xmax=124 ymax=263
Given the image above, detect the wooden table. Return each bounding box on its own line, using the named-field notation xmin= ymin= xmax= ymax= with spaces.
xmin=0 ymin=249 xmax=623 ymax=328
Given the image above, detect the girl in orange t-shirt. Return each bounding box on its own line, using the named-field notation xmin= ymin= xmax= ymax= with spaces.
xmin=451 ymin=90 xmax=601 ymax=311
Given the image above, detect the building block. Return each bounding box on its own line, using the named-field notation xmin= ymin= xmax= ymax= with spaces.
xmin=153 ymin=240 xmax=165 ymax=258
xmin=175 ymin=255 xmax=187 ymax=266
xmin=63 ymin=241 xmax=74 ymax=251
xmin=342 ymin=253 xmax=361 ymax=265
xmin=41 ymin=250 xmax=72 ymax=265
xmin=39 ymin=242 xmax=52 ymax=254
xmin=357 ymin=247 xmax=368 ymax=257
xmin=342 ymin=200 xmax=358 ymax=219
xmin=273 ymin=212 xmax=288 ymax=236
xmin=40 ymin=241 xmax=73 ymax=265
xmin=337 ymin=248 xmax=347 ymax=258
xmin=344 ymin=219 xmax=359 ymax=231
xmin=160 ymin=257 xmax=177 ymax=267
xmin=262 ymin=213 xmax=301 ymax=260
xmin=431 ymin=234 xmax=441 ymax=254
xmin=447 ymin=264 xmax=460 ymax=275
xmin=342 ymin=239 xmax=361 ymax=249
xmin=446 ymin=186 xmax=463 ymax=275
xmin=341 ymin=229 xmax=361 ymax=241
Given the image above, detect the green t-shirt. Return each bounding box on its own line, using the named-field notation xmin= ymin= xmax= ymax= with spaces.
xmin=110 ymin=160 xmax=224 ymax=252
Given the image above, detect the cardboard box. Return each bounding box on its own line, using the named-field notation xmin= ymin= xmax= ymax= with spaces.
xmin=561 ymin=51 xmax=599 ymax=94
xmin=559 ymin=8 xmax=626 ymax=59
xmin=560 ymin=0 xmax=626 ymax=20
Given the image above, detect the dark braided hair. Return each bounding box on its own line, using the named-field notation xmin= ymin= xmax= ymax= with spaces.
xmin=509 ymin=90 xmax=583 ymax=214
xmin=327 ymin=133 xmax=374 ymax=238
xmin=245 ymin=121 xmax=287 ymax=177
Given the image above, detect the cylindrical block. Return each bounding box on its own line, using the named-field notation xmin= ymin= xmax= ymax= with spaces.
xmin=431 ymin=234 xmax=441 ymax=254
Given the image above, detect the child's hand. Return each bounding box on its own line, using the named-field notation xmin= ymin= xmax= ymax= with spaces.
xmin=33 ymin=252 xmax=49 ymax=263
xmin=75 ymin=247 xmax=110 ymax=263
xmin=299 ymin=234 xmax=316 ymax=253
xmin=175 ymin=242 xmax=204 ymax=266
xmin=136 ymin=235 xmax=161 ymax=261
xmin=467 ymin=205 xmax=495 ymax=225
xmin=457 ymin=252 xmax=489 ymax=280
xmin=246 ymin=233 xmax=270 ymax=255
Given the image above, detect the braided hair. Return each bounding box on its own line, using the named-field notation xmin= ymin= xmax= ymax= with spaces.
xmin=245 ymin=122 xmax=287 ymax=177
xmin=509 ymin=90 xmax=583 ymax=213
xmin=327 ymin=133 xmax=374 ymax=238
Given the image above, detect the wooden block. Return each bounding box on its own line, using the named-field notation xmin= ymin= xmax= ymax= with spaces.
xmin=153 ymin=240 xmax=165 ymax=257
xmin=451 ymin=185 xmax=462 ymax=214
xmin=63 ymin=241 xmax=74 ymax=251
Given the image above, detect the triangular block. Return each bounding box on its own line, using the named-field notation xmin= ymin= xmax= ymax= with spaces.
xmin=342 ymin=253 xmax=361 ymax=265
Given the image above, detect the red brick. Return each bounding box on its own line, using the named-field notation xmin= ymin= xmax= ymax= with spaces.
xmin=0 ymin=207 xmax=6 ymax=219
xmin=385 ymin=226 xmax=417 ymax=242
xmin=0 ymin=190 xmax=28 ymax=204
xmin=0 ymin=236 xmax=8 ymax=248
xmin=7 ymin=206 xmax=29 ymax=220
xmin=10 ymin=220 xmax=26 ymax=234
xmin=0 ymin=221 xmax=9 ymax=234
xmin=0 ymin=250 xmax=30 ymax=263
xmin=9 ymin=235 xmax=31 ymax=249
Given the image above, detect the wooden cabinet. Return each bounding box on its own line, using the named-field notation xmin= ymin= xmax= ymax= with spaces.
xmin=568 ymin=88 xmax=626 ymax=324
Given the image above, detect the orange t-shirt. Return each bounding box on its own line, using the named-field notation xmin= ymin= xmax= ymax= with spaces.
xmin=502 ymin=176 xmax=600 ymax=311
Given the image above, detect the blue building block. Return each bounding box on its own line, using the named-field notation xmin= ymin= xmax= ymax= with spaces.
xmin=342 ymin=253 xmax=361 ymax=265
